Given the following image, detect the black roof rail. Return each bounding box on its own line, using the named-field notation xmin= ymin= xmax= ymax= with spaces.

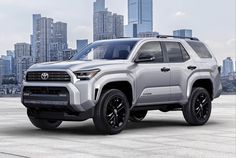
xmin=156 ymin=35 xmax=199 ymax=41
xmin=117 ymin=37 xmax=131 ymax=39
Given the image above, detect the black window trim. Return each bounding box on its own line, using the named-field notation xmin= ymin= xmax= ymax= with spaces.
xmin=162 ymin=41 xmax=191 ymax=63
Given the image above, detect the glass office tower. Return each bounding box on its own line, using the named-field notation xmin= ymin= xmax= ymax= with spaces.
xmin=125 ymin=0 xmax=153 ymax=37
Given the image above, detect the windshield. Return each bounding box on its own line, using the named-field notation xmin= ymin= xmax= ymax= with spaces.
xmin=71 ymin=40 xmax=138 ymax=61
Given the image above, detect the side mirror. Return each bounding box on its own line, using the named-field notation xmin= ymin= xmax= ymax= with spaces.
xmin=135 ymin=53 xmax=155 ymax=63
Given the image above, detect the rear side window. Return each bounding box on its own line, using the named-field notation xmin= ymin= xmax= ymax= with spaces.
xmin=165 ymin=42 xmax=190 ymax=62
xmin=187 ymin=41 xmax=212 ymax=58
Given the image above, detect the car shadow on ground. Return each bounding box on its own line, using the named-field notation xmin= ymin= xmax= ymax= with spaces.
xmin=0 ymin=119 xmax=221 ymax=137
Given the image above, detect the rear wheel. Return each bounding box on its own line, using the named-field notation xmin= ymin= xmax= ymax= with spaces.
xmin=129 ymin=110 xmax=147 ymax=122
xmin=183 ymin=87 xmax=212 ymax=125
xmin=93 ymin=89 xmax=130 ymax=135
xmin=27 ymin=110 xmax=62 ymax=130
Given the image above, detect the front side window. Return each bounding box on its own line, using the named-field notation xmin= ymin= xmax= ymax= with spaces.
xmin=71 ymin=40 xmax=138 ymax=61
xmin=187 ymin=41 xmax=212 ymax=58
xmin=137 ymin=42 xmax=163 ymax=63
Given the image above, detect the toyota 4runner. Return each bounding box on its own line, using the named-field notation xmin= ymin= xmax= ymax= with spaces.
xmin=22 ymin=35 xmax=222 ymax=134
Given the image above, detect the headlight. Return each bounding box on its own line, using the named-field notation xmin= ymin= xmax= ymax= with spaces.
xmin=73 ymin=69 xmax=100 ymax=80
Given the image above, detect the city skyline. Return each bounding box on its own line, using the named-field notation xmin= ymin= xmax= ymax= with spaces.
xmin=0 ymin=0 xmax=235 ymax=64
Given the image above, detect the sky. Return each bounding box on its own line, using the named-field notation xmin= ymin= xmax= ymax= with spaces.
xmin=0 ymin=0 xmax=235 ymax=64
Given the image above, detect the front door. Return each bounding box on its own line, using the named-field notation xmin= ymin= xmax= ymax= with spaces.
xmin=134 ymin=41 xmax=171 ymax=105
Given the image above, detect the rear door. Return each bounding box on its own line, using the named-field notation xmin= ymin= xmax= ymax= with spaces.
xmin=163 ymin=41 xmax=198 ymax=102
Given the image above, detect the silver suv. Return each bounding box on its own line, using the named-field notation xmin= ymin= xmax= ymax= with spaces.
xmin=22 ymin=36 xmax=222 ymax=134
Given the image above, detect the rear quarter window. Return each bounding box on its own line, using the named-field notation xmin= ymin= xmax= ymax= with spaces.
xmin=187 ymin=41 xmax=212 ymax=58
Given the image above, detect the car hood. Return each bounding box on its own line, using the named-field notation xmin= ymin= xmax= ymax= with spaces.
xmin=29 ymin=60 xmax=131 ymax=72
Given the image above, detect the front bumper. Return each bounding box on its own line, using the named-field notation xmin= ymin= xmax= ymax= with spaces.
xmin=21 ymin=81 xmax=95 ymax=119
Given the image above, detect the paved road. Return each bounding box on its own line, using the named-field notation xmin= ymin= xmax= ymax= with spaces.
xmin=0 ymin=95 xmax=235 ymax=158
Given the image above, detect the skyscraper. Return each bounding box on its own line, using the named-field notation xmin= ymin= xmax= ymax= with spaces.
xmin=6 ymin=50 xmax=16 ymax=75
xmin=50 ymin=22 xmax=68 ymax=61
xmin=32 ymin=14 xmax=67 ymax=63
xmin=222 ymin=57 xmax=234 ymax=76
xmin=31 ymin=14 xmax=41 ymax=63
xmin=1 ymin=55 xmax=11 ymax=75
xmin=125 ymin=0 xmax=153 ymax=37
xmin=113 ymin=14 xmax=124 ymax=38
xmin=14 ymin=43 xmax=33 ymax=83
xmin=173 ymin=29 xmax=193 ymax=38
xmin=93 ymin=0 xmax=124 ymax=41
xmin=76 ymin=39 xmax=88 ymax=53
xmin=35 ymin=17 xmax=54 ymax=63
xmin=94 ymin=11 xmax=114 ymax=41
xmin=93 ymin=0 xmax=106 ymax=13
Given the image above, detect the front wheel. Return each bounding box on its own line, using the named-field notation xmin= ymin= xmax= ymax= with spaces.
xmin=183 ymin=87 xmax=212 ymax=125
xmin=93 ymin=89 xmax=130 ymax=135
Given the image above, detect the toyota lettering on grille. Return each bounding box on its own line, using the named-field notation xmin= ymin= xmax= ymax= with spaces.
xmin=41 ymin=73 xmax=49 ymax=80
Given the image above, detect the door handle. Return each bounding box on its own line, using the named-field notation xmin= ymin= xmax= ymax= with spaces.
xmin=187 ymin=66 xmax=197 ymax=70
xmin=161 ymin=67 xmax=170 ymax=72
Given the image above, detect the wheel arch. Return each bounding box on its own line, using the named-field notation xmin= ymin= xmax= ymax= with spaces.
xmin=94 ymin=74 xmax=135 ymax=107
xmin=187 ymin=77 xmax=214 ymax=100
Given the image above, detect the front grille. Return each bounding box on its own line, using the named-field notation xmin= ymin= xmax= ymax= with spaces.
xmin=23 ymin=87 xmax=69 ymax=106
xmin=24 ymin=87 xmax=68 ymax=95
xmin=26 ymin=71 xmax=71 ymax=82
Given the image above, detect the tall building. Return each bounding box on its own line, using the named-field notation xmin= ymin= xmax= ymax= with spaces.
xmin=113 ymin=14 xmax=124 ymax=38
xmin=173 ymin=29 xmax=193 ymax=38
xmin=1 ymin=55 xmax=11 ymax=75
xmin=93 ymin=0 xmax=124 ymax=41
xmin=32 ymin=14 xmax=67 ymax=63
xmin=94 ymin=11 xmax=114 ymax=41
xmin=94 ymin=0 xmax=106 ymax=13
xmin=222 ymin=57 xmax=234 ymax=76
xmin=76 ymin=39 xmax=88 ymax=53
xmin=31 ymin=14 xmax=41 ymax=63
xmin=50 ymin=22 xmax=68 ymax=61
xmin=14 ymin=43 xmax=33 ymax=83
xmin=35 ymin=17 xmax=54 ymax=63
xmin=6 ymin=50 xmax=16 ymax=76
xmin=125 ymin=0 xmax=153 ymax=37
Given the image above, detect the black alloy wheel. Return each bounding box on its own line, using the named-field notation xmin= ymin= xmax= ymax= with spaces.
xmin=93 ymin=89 xmax=130 ymax=134
xmin=106 ymin=96 xmax=127 ymax=128
xmin=194 ymin=92 xmax=210 ymax=121
xmin=183 ymin=87 xmax=212 ymax=125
